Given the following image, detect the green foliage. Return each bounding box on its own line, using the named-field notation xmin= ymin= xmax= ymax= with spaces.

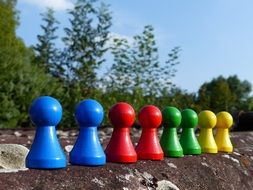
xmin=0 ymin=0 xmax=64 ymax=128
xmin=100 ymin=25 xmax=181 ymax=123
xmin=33 ymin=8 xmax=60 ymax=76
xmin=2 ymin=0 xmax=253 ymax=129
xmin=197 ymin=75 xmax=253 ymax=112
xmin=58 ymin=0 xmax=112 ymax=128
xmin=159 ymin=88 xmax=198 ymax=111
xmin=164 ymin=46 xmax=181 ymax=84
xmin=105 ymin=25 xmax=180 ymax=96
xmin=62 ymin=0 xmax=112 ymax=90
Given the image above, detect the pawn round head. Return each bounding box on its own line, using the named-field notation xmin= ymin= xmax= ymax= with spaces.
xmin=109 ymin=102 xmax=135 ymax=128
xmin=75 ymin=99 xmax=104 ymax=127
xmin=181 ymin=109 xmax=198 ymax=128
xmin=162 ymin=107 xmax=181 ymax=128
xmin=216 ymin=111 xmax=233 ymax=129
xmin=29 ymin=96 xmax=62 ymax=127
xmin=138 ymin=105 xmax=162 ymax=128
xmin=198 ymin=110 xmax=217 ymax=129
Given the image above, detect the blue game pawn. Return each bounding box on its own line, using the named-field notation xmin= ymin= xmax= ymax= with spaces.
xmin=70 ymin=99 xmax=106 ymax=166
xmin=26 ymin=96 xmax=66 ymax=169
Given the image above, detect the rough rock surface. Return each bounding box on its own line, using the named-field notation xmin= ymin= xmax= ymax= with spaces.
xmin=0 ymin=144 xmax=28 ymax=170
xmin=0 ymin=129 xmax=252 ymax=190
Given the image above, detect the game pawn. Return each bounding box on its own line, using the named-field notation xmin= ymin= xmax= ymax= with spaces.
xmin=215 ymin=111 xmax=233 ymax=153
xmin=135 ymin=105 xmax=164 ymax=160
xmin=26 ymin=96 xmax=66 ymax=169
xmin=160 ymin=106 xmax=183 ymax=157
xmin=70 ymin=99 xmax=106 ymax=166
xmin=105 ymin=102 xmax=137 ymax=163
xmin=198 ymin=110 xmax=218 ymax=153
xmin=179 ymin=109 xmax=201 ymax=155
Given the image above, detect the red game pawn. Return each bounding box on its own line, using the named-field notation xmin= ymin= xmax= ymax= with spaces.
xmin=136 ymin=105 xmax=164 ymax=160
xmin=105 ymin=102 xmax=137 ymax=163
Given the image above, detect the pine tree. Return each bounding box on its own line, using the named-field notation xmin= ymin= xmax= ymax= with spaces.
xmin=34 ymin=8 xmax=61 ymax=77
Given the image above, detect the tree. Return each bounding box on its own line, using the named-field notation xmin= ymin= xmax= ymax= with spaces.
xmin=105 ymin=25 xmax=180 ymax=96
xmin=104 ymin=38 xmax=133 ymax=93
xmin=131 ymin=25 xmax=160 ymax=96
xmin=159 ymin=88 xmax=198 ymax=111
xmin=55 ymin=0 xmax=112 ymax=128
xmin=0 ymin=0 xmax=63 ymax=128
xmin=226 ymin=75 xmax=253 ymax=111
xmin=0 ymin=0 xmax=17 ymax=45
xmin=163 ymin=46 xmax=181 ymax=91
xmin=62 ymin=0 xmax=112 ymax=91
xmin=33 ymin=8 xmax=60 ymax=76
xmin=101 ymin=25 xmax=181 ymax=120
xmin=197 ymin=75 xmax=253 ymax=112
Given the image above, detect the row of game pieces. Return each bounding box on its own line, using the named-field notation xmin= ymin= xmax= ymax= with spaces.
xmin=25 ymin=96 xmax=233 ymax=169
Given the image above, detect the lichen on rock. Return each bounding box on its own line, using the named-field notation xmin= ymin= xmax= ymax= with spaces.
xmin=0 ymin=144 xmax=29 ymax=172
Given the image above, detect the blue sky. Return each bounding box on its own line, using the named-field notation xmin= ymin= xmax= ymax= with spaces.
xmin=17 ymin=0 xmax=253 ymax=93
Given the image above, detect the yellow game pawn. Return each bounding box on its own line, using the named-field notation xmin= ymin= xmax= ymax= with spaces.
xmin=215 ymin=111 xmax=233 ymax=153
xmin=198 ymin=110 xmax=218 ymax=153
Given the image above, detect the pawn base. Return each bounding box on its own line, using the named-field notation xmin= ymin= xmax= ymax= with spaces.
xmin=106 ymin=154 xmax=137 ymax=163
xmin=137 ymin=152 xmax=164 ymax=160
xmin=26 ymin=158 xmax=66 ymax=169
xmin=183 ymin=148 xmax=201 ymax=155
xmin=201 ymin=147 xmax=218 ymax=154
xmin=218 ymin=146 xmax=233 ymax=153
xmin=70 ymin=155 xmax=106 ymax=166
xmin=164 ymin=150 xmax=184 ymax=158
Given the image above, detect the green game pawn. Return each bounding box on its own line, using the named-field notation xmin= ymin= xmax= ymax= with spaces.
xmin=179 ymin=109 xmax=201 ymax=155
xmin=160 ymin=107 xmax=183 ymax=157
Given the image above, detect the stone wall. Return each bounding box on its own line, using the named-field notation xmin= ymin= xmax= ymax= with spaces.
xmin=0 ymin=129 xmax=252 ymax=190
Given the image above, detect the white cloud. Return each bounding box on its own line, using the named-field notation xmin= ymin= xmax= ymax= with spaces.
xmin=20 ymin=0 xmax=74 ymax=11
xmin=109 ymin=33 xmax=133 ymax=43
xmin=106 ymin=32 xmax=134 ymax=47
